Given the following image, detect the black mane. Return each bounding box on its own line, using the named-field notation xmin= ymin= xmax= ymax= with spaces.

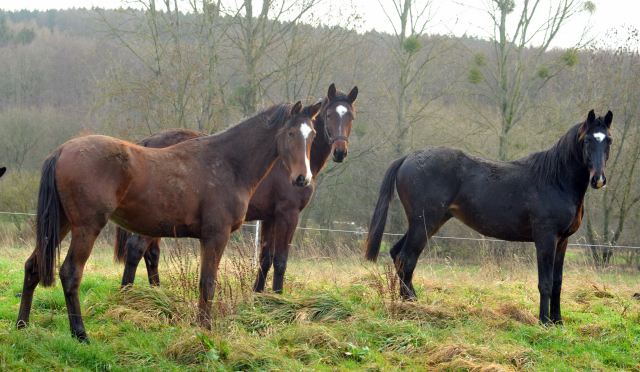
xmin=524 ymin=122 xmax=584 ymax=190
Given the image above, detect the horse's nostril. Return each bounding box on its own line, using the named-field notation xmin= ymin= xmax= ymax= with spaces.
xmin=296 ymin=174 xmax=305 ymax=185
xmin=344 ymin=149 xmax=348 ymax=158
xmin=334 ymin=148 xmax=338 ymax=157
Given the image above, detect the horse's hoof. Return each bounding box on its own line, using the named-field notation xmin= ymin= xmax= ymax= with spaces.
xmin=538 ymin=319 xmax=553 ymax=327
xmin=15 ymin=293 xmax=22 ymax=298
xmin=75 ymin=333 xmax=90 ymax=344
xmin=197 ymin=318 xmax=212 ymax=331
xmin=401 ymin=293 xmax=418 ymax=302
xmin=16 ymin=320 xmax=28 ymax=329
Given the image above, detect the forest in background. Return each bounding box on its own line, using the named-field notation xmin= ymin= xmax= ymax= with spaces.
xmin=0 ymin=0 xmax=639 ymax=267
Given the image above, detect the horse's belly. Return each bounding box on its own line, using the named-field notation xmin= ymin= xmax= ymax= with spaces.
xmin=111 ymin=204 xmax=201 ymax=238
xmin=450 ymin=206 xmax=533 ymax=242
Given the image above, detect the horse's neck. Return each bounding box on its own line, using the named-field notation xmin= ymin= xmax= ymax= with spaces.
xmin=205 ymin=119 xmax=280 ymax=191
xmin=553 ymin=146 xmax=590 ymax=202
xmin=309 ymin=115 xmax=332 ymax=178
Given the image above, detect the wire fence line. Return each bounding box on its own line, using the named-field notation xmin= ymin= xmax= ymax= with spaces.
xmin=3 ymin=210 xmax=640 ymax=251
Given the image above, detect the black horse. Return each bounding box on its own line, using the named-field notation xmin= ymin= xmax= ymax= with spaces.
xmin=365 ymin=110 xmax=613 ymax=325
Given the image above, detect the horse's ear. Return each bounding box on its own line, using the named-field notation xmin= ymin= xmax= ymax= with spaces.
xmin=0 ymin=167 xmax=5 ymax=179
xmin=604 ymin=110 xmax=613 ymax=128
xmin=587 ymin=109 xmax=596 ymax=125
xmin=310 ymin=102 xmax=322 ymax=120
xmin=347 ymin=86 xmax=358 ymax=103
xmin=289 ymin=101 xmax=303 ymax=116
xmin=327 ymin=83 xmax=336 ymax=100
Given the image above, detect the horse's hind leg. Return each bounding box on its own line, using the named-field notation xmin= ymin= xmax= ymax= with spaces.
xmin=59 ymin=226 xmax=100 ymax=342
xmin=395 ymin=214 xmax=449 ymax=300
xmin=550 ymin=238 xmax=568 ymax=324
xmin=253 ymin=219 xmax=276 ymax=293
xmin=121 ymin=235 xmax=154 ymax=287
xmin=389 ymin=234 xmax=407 ymax=264
xmin=272 ymin=212 xmax=299 ymax=294
xmin=394 ymin=220 xmax=429 ymax=300
xmin=143 ymin=238 xmax=162 ymax=286
xmin=17 ymin=220 xmax=70 ymax=328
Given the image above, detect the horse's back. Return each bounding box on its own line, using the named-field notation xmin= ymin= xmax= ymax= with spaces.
xmin=139 ymin=129 xmax=206 ymax=148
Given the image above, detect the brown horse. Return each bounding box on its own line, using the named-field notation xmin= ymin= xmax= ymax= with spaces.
xmin=366 ymin=110 xmax=613 ymax=325
xmin=17 ymin=101 xmax=321 ymax=342
xmin=114 ymin=84 xmax=358 ymax=293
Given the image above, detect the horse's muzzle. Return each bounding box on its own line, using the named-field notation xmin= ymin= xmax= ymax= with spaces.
xmin=293 ymin=174 xmax=310 ymax=187
xmin=590 ymin=174 xmax=606 ymax=189
xmin=332 ymin=147 xmax=347 ymax=163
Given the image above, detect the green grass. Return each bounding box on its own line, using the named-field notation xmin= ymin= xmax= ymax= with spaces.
xmin=1 ymin=242 xmax=640 ymax=371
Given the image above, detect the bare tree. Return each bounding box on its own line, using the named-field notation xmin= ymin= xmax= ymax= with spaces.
xmin=377 ymin=0 xmax=458 ymax=155
xmin=465 ymin=0 xmax=595 ymax=160
xmin=582 ymin=29 xmax=640 ymax=266
xmin=224 ymin=0 xmax=319 ymax=115
xmin=92 ymin=1 xmax=230 ymax=137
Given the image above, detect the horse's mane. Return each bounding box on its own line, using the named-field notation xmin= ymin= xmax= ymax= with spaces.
xmin=265 ymin=103 xmax=294 ymax=129
xmin=265 ymin=102 xmax=316 ymax=130
xmin=523 ymin=122 xmax=584 ymax=190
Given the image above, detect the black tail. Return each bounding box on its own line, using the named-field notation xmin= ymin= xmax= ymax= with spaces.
xmin=37 ymin=149 xmax=63 ymax=287
xmin=114 ymin=227 xmax=133 ymax=263
xmin=364 ymin=155 xmax=408 ymax=262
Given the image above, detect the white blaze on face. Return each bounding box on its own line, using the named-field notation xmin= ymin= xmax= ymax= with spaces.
xmin=593 ymin=132 xmax=606 ymax=142
xmin=335 ymin=105 xmax=348 ymax=133
xmin=300 ymin=122 xmax=313 ymax=181
xmin=597 ymin=175 xmax=604 ymax=188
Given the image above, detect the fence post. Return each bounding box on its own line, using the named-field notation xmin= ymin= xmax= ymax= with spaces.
xmin=254 ymin=220 xmax=260 ymax=267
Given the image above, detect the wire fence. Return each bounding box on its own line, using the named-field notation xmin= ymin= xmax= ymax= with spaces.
xmin=2 ymin=210 xmax=640 ymax=270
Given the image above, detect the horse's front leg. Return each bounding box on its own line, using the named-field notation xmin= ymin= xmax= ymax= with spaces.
xmin=550 ymin=238 xmax=568 ymax=324
xmin=534 ymin=233 xmax=558 ymax=325
xmin=197 ymin=230 xmax=230 ymax=330
xmin=272 ymin=211 xmax=299 ymax=294
xmin=253 ymin=219 xmax=276 ymax=293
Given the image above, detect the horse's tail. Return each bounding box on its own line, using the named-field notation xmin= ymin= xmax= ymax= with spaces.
xmin=114 ymin=227 xmax=132 ymax=263
xmin=365 ymin=155 xmax=408 ymax=262
xmin=36 ymin=148 xmax=63 ymax=287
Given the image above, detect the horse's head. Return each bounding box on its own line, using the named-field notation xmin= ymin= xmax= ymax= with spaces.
xmin=579 ymin=109 xmax=613 ymax=189
xmin=0 ymin=167 xmax=5 ymax=179
xmin=322 ymin=83 xmax=358 ymax=163
xmin=277 ymin=101 xmax=321 ymax=187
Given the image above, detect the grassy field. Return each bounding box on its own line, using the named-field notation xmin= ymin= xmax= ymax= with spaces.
xmin=1 ymin=237 xmax=639 ymax=371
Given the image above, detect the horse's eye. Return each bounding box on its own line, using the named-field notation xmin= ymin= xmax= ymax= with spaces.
xmin=606 ymin=137 xmax=613 ymax=144
xmin=288 ymin=132 xmax=294 ymax=137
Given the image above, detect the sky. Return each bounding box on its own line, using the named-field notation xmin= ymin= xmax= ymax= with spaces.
xmin=2 ymin=0 xmax=639 ymax=48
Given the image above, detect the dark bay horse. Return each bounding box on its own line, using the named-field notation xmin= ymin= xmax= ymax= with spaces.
xmin=17 ymin=101 xmax=321 ymax=342
xmin=114 ymin=84 xmax=358 ymax=294
xmin=365 ymin=110 xmax=613 ymax=325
